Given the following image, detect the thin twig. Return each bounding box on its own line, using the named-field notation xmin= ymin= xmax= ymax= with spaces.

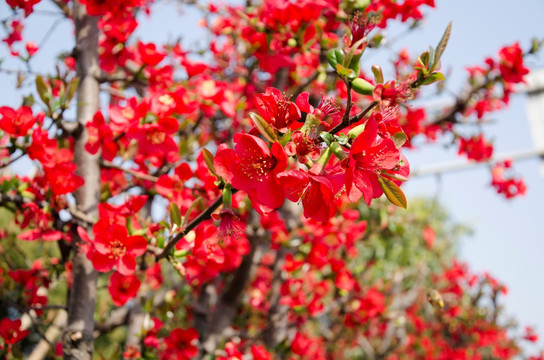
xmin=0 ymin=152 xmax=26 ymax=169
xmin=329 ymin=100 xmax=378 ymax=136
xmin=156 ymin=195 xmax=224 ymax=260
xmin=102 ymin=160 xmax=159 ymax=182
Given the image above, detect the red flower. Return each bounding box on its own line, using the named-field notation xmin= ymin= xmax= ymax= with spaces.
xmin=0 ymin=318 xmax=29 ymax=345
xmin=6 ymin=0 xmax=41 ymax=17
xmin=155 ymin=163 xmax=193 ymax=209
xmin=85 ymin=224 xmax=147 ymax=275
xmin=129 ymin=117 xmax=179 ymax=167
xmin=137 ymin=42 xmax=166 ymax=67
xmin=85 ymin=111 xmax=118 ymax=161
xmin=343 ymin=117 xmax=403 ymax=205
xmin=254 ymin=87 xmax=301 ymax=132
xmin=458 ymin=134 xmax=493 ymax=162
xmin=108 ymin=271 xmax=141 ymax=306
xmin=161 ymin=327 xmax=199 ymax=360
xmin=498 ymin=42 xmax=529 ymax=84
xmin=214 ymin=207 xmax=243 ymax=243
xmin=25 ymin=41 xmax=38 ymax=56
xmin=0 ymin=105 xmax=40 ymax=137
xmin=251 ymin=345 xmax=272 ymax=360
xmin=277 ymin=169 xmax=342 ymax=222
xmin=230 ymin=133 xmax=287 ymax=211
xmin=45 ymin=161 xmax=85 ymax=195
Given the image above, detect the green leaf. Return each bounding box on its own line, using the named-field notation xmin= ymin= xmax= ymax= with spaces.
xmin=335 ymin=64 xmax=356 ymax=80
xmin=65 ymin=77 xmax=80 ymax=105
xmin=169 ymin=203 xmax=182 ymax=227
xmin=371 ymin=64 xmax=384 ymax=84
xmin=422 ymin=72 xmax=445 ymax=85
xmin=392 ymin=132 xmax=407 ymax=149
xmin=201 ymin=148 xmax=217 ymax=176
xmin=35 ymin=75 xmax=51 ymax=108
xmin=326 ymin=49 xmax=344 ymax=69
xmin=335 ymin=133 xmax=349 ymax=145
xmin=319 ymin=131 xmax=333 ymax=145
xmin=431 ymin=22 xmax=452 ymax=72
xmin=428 ymin=45 xmax=436 ymax=70
xmin=249 ymin=112 xmax=278 ymax=143
xmin=378 ymin=175 xmax=407 ymax=209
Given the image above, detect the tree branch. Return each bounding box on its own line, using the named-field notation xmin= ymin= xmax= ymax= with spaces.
xmin=156 ymin=194 xmax=224 ymax=260
xmin=199 ymin=210 xmax=268 ymax=356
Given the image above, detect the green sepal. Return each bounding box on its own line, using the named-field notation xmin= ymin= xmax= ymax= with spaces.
xmin=351 ymin=78 xmax=375 ymax=95
xmin=329 ymin=142 xmax=348 ymax=161
xmin=222 ymin=186 xmax=233 ymax=209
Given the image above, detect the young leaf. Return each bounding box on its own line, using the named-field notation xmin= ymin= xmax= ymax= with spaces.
xmin=391 ymin=132 xmax=407 ymax=149
xmin=249 ymin=112 xmax=278 ymax=142
xmin=201 ymin=148 xmax=217 ymax=176
xmin=326 ymin=49 xmax=344 ymax=69
xmin=35 ymin=75 xmax=51 ymax=108
xmin=170 ymin=203 xmax=182 ymax=227
xmin=431 ymin=21 xmax=452 ymax=72
xmin=335 ymin=64 xmax=356 ymax=80
xmin=422 ymin=72 xmax=445 ymax=85
xmin=378 ymin=175 xmax=407 ymax=209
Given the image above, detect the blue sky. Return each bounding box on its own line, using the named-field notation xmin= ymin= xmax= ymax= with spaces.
xmin=1 ymin=0 xmax=544 ymax=352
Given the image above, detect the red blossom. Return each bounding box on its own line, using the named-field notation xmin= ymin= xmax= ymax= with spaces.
xmin=491 ymin=160 xmax=527 ymax=199
xmin=138 ymin=42 xmax=166 ymax=67
xmin=25 ymin=40 xmax=38 ymax=56
xmin=254 ymin=87 xmax=302 ymax=132
xmin=6 ymin=0 xmax=41 ymax=16
xmin=498 ymin=42 xmax=529 ymax=84
xmin=0 ymin=318 xmax=29 ymax=345
xmin=229 ymin=133 xmax=288 ymax=211
xmin=161 ymin=327 xmax=199 ymax=360
xmin=85 ymin=111 xmax=118 ymax=161
xmin=108 ymin=271 xmax=141 ymax=306
xmin=458 ymin=134 xmax=494 ymax=162
xmin=155 ymin=163 xmax=193 ymax=210
xmin=85 ymin=224 xmax=147 ymax=275
xmin=343 ymin=117 xmax=404 ymax=205
xmin=0 ymin=105 xmax=40 ymax=137
xmin=277 ymin=169 xmax=342 ymax=222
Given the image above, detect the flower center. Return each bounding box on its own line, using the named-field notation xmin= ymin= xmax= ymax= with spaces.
xmin=147 ymin=130 xmax=166 ymax=144
xmin=109 ymin=239 xmax=127 ymax=259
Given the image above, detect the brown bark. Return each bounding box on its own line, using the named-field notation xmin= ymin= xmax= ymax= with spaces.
xmin=61 ymin=1 xmax=100 ymax=359
xmin=199 ymin=211 xmax=267 ymax=356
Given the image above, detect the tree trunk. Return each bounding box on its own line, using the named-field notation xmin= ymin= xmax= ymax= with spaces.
xmin=61 ymin=1 xmax=100 ymax=359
